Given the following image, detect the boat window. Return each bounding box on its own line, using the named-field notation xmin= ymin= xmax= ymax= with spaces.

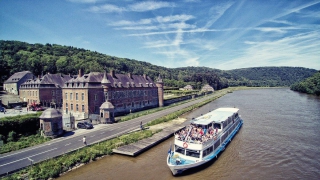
xmin=227 ymin=117 xmax=231 ymax=125
xmin=235 ymin=113 xmax=238 ymax=118
xmin=213 ymin=123 xmax=221 ymax=129
xmin=186 ymin=149 xmax=200 ymax=158
xmin=175 ymin=145 xmax=185 ymax=155
xmin=203 ymin=146 xmax=214 ymax=157
xmin=214 ymin=140 xmax=220 ymax=150
xmin=223 ymin=121 xmax=228 ymax=128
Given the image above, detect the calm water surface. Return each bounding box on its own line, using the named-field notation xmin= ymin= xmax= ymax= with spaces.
xmin=59 ymin=88 xmax=320 ymax=180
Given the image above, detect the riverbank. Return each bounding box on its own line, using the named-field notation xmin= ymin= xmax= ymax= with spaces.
xmin=1 ymin=87 xmax=271 ymax=180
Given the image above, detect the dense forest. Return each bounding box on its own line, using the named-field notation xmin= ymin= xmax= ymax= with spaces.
xmin=290 ymin=71 xmax=320 ymax=96
xmin=0 ymin=40 xmax=318 ymax=89
xmin=227 ymin=67 xmax=317 ymax=87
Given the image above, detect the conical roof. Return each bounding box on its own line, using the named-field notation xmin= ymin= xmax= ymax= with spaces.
xmin=39 ymin=108 xmax=62 ymax=119
xmin=100 ymin=101 xmax=114 ymax=109
xmin=101 ymin=71 xmax=111 ymax=84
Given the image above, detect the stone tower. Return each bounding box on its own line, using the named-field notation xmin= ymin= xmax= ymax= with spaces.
xmin=100 ymin=71 xmax=115 ymax=123
xmin=156 ymin=74 xmax=164 ymax=107
xmin=39 ymin=108 xmax=63 ymax=138
xmin=101 ymin=71 xmax=111 ymax=102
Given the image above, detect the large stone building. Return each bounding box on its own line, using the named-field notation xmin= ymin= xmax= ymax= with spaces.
xmin=19 ymin=73 xmax=72 ymax=108
xmin=3 ymin=71 xmax=34 ymax=95
xmin=62 ymin=70 xmax=164 ymax=122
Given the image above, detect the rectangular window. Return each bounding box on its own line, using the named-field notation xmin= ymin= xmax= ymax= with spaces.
xmin=65 ymin=93 xmax=68 ymax=100
xmin=52 ymin=90 xmax=55 ymax=96
xmin=70 ymin=93 xmax=73 ymax=100
xmin=76 ymin=93 xmax=78 ymax=100
xmin=94 ymin=94 xmax=97 ymax=101
xmin=82 ymin=93 xmax=84 ymax=101
xmin=82 ymin=105 xmax=84 ymax=112
xmin=175 ymin=145 xmax=185 ymax=155
xmin=186 ymin=149 xmax=200 ymax=158
xmin=71 ymin=104 xmax=73 ymax=111
xmin=76 ymin=104 xmax=79 ymax=111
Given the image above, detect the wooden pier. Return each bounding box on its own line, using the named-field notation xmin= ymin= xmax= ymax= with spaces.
xmin=113 ymin=125 xmax=185 ymax=156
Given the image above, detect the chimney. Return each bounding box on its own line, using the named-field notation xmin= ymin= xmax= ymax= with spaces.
xmin=128 ymin=73 xmax=132 ymax=79
xmin=143 ymin=74 xmax=147 ymax=80
xmin=78 ymin=69 xmax=83 ymax=78
xmin=110 ymin=70 xmax=115 ymax=78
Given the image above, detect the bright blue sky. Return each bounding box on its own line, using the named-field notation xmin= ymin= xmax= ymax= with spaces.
xmin=1 ymin=0 xmax=320 ymax=70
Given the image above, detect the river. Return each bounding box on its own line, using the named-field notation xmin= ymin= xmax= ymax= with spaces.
xmin=58 ymin=88 xmax=320 ymax=180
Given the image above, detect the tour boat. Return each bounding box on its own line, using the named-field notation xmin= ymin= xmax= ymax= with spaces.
xmin=167 ymin=107 xmax=243 ymax=175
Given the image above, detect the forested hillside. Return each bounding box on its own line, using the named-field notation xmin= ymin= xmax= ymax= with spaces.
xmin=227 ymin=67 xmax=317 ymax=87
xmin=0 ymin=40 xmax=317 ymax=89
xmin=290 ymin=71 xmax=320 ymax=96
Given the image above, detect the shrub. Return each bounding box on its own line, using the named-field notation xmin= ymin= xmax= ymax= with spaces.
xmin=7 ymin=131 xmax=17 ymax=142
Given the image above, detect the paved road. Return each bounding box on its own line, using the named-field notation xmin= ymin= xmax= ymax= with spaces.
xmin=0 ymin=93 xmax=221 ymax=176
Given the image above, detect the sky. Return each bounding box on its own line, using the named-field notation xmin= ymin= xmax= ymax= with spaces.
xmin=1 ymin=0 xmax=320 ymax=70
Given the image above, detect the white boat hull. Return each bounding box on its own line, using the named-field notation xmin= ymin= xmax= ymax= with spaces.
xmin=167 ymin=117 xmax=243 ymax=175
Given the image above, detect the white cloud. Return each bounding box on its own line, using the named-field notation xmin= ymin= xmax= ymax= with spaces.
xmin=116 ymin=26 xmax=158 ymax=30
xmin=185 ymin=57 xmax=200 ymax=66
xmin=128 ymin=1 xmax=175 ymax=12
xmin=89 ymin=4 xmax=125 ymax=13
xmin=156 ymin=14 xmax=194 ymax=23
xmin=269 ymin=20 xmax=294 ymax=26
xmin=110 ymin=15 xmax=194 ymax=27
xmin=89 ymin=1 xmax=175 ymax=13
xmin=255 ymin=27 xmax=287 ymax=34
xmin=215 ymin=31 xmax=320 ymax=70
xmin=203 ymin=1 xmax=234 ymax=29
xmin=127 ymin=28 xmax=231 ymax=36
xmin=67 ymin=0 xmax=98 ymax=3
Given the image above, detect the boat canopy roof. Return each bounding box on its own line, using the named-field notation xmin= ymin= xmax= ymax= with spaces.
xmin=191 ymin=108 xmax=239 ymax=125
